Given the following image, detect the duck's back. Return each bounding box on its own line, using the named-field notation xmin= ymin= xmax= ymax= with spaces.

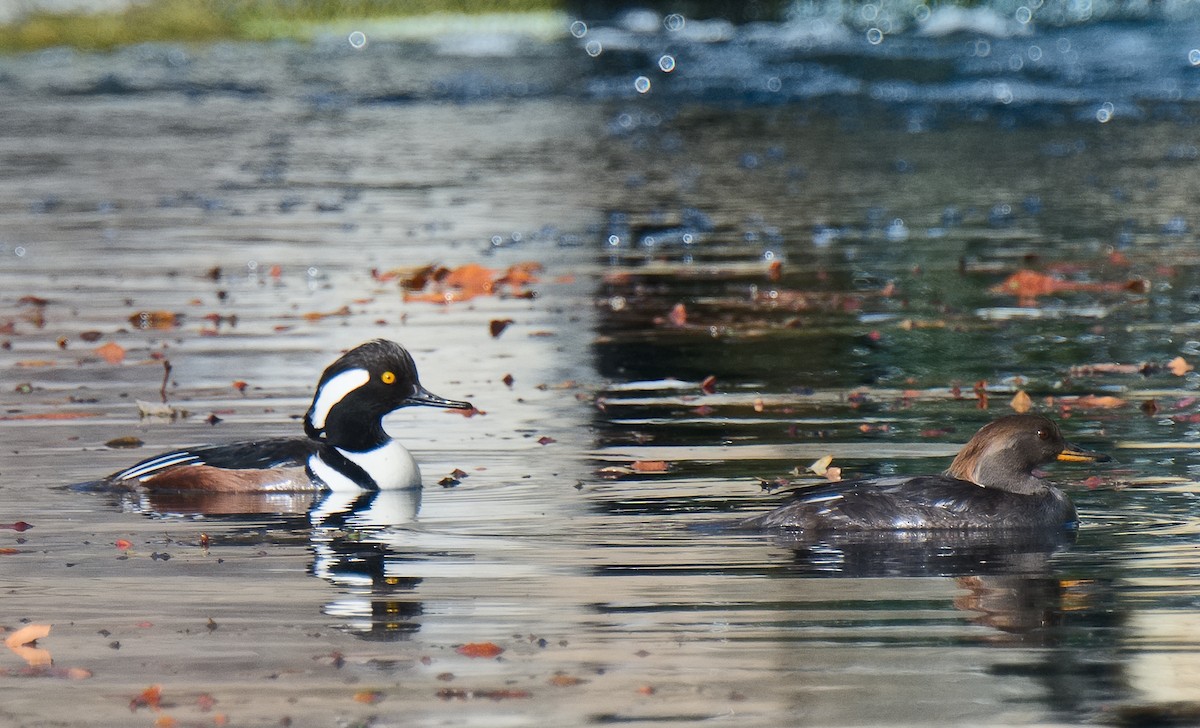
xmin=742 ymin=475 xmax=1076 ymax=532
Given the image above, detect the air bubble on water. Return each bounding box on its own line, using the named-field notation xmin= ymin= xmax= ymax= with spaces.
xmin=348 ymin=31 xmax=367 ymax=49
xmin=607 ymin=234 xmax=622 ymax=246
xmin=1189 ymin=49 xmax=1200 ymax=66
xmin=994 ymin=82 xmax=1013 ymax=104
xmin=585 ymin=40 xmax=602 ymax=57
xmin=1015 ymin=6 xmax=1032 ymax=23
xmin=658 ymin=55 xmax=676 ymax=73
xmin=866 ymin=28 xmax=884 ymax=45
xmin=974 ymin=39 xmax=991 ymax=57
xmin=861 ymin=3 xmax=879 ymax=21
xmin=307 ymin=267 xmax=319 ymax=278
xmin=609 ymin=296 xmax=627 ymax=311
xmin=682 ymin=233 xmax=694 ymax=245
xmin=766 ymin=76 xmax=782 ymax=92
xmin=1009 ymin=54 xmax=1023 ymax=71
xmin=569 ymin=20 xmax=587 ymax=38
xmin=1096 ymin=101 xmax=1114 ymax=123
xmin=1028 ymin=45 xmax=1043 ymax=61
xmin=14 ymin=246 xmax=26 ymax=257
xmin=886 ymin=219 xmax=909 ymax=242
xmin=246 ymin=260 xmax=258 ymax=272
xmin=913 ymin=4 xmax=931 ymax=21
xmin=634 ymin=76 xmax=651 ymax=94
xmin=664 ymin=13 xmax=685 ymax=32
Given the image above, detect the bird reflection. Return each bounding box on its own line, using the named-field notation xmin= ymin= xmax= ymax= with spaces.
xmin=310 ymin=488 xmax=425 ymax=641
xmin=116 ymin=486 xmax=428 ymax=642
xmin=778 ymin=529 xmax=1085 ymax=646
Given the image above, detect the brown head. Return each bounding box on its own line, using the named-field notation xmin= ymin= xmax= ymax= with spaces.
xmin=944 ymin=414 xmax=1109 ymax=494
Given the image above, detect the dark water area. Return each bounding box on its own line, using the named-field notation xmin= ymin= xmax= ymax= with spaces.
xmin=3 ymin=9 xmax=1200 ymax=727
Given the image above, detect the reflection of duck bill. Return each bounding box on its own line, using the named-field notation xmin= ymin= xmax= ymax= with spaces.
xmin=310 ymin=488 xmax=422 ymax=529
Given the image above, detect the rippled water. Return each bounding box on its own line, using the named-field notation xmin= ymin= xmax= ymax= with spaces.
xmin=3 ymin=11 xmax=1200 ymax=727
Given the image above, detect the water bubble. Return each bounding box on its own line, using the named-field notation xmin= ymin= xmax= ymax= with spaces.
xmin=974 ymin=39 xmax=991 ymax=57
xmin=1015 ymin=6 xmax=1032 ymax=23
xmin=866 ymin=28 xmax=884 ymax=45
xmin=1008 ymin=54 xmax=1024 ymax=71
xmin=246 ymin=260 xmax=258 ymax=271
xmin=1096 ymin=101 xmax=1114 ymax=123
xmin=569 ymin=20 xmax=587 ymax=38
xmin=766 ymin=76 xmax=782 ymax=93
xmin=585 ymin=40 xmax=602 ymax=57
xmin=348 ymin=31 xmax=367 ymax=49
xmin=307 ymin=266 xmax=320 ymax=277
xmin=913 ymin=4 xmax=931 ymax=21
xmin=861 ymin=3 xmax=879 ymax=21
xmin=1057 ymin=37 xmax=1071 ymax=53
xmin=1028 ymin=45 xmax=1043 ymax=61
xmin=994 ymin=82 xmax=1014 ymax=104
xmin=663 ymin=13 xmax=685 ymax=31
xmin=607 ymin=234 xmax=622 ymax=246
xmin=658 ymin=55 xmax=676 ymax=72
xmin=491 ymin=234 xmax=504 ymax=246
xmin=634 ymin=76 xmax=651 ymax=94
xmin=1190 ymin=49 xmax=1200 ymax=66
xmin=617 ymin=113 xmax=633 ymax=128
xmin=14 ymin=246 xmax=26 ymax=257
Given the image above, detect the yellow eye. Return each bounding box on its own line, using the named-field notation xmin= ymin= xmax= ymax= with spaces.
xmin=381 ymin=371 xmax=396 ymax=385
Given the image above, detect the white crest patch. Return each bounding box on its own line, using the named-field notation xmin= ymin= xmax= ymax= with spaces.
xmin=308 ymin=368 xmax=370 ymax=430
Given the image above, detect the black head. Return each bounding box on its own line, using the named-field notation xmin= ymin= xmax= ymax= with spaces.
xmin=303 ymin=339 xmax=472 ymax=450
xmin=945 ymin=414 xmax=1109 ymax=493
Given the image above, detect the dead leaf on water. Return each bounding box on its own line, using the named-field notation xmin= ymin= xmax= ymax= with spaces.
xmin=94 ymin=341 xmax=125 ymax=364
xmin=808 ymin=454 xmax=834 ymax=476
xmin=1168 ymin=356 xmax=1193 ymax=376
xmin=1010 ymin=390 xmax=1033 ymax=413
xmin=455 ymin=642 xmax=504 ymax=658
xmin=128 ymin=311 xmax=179 ymax=329
xmin=6 ymin=624 xmax=51 ymax=667
xmin=631 ymin=460 xmax=670 ymax=473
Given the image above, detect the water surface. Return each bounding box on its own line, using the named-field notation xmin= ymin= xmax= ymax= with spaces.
xmin=3 ymin=13 xmax=1200 ymax=727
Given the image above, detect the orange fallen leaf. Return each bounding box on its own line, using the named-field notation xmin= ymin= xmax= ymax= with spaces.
xmin=667 ymin=303 xmax=687 ymax=327
xmin=808 ymin=454 xmax=834 ymax=476
xmin=15 ymin=360 xmax=56 ymax=368
xmin=637 ymin=685 xmax=657 ymax=696
xmin=823 ymin=466 xmax=843 ymax=482
xmin=153 ymin=716 xmax=177 ymax=728
xmin=1168 ymin=356 xmax=1193 ymax=376
xmin=0 ymin=548 xmax=20 ymax=555
xmin=302 ymin=306 xmax=351 ymax=322
xmin=631 ymin=460 xmax=669 ymax=472
xmin=455 ymin=642 xmax=504 ymax=658
xmin=95 ymin=341 xmax=126 ymax=364
xmin=130 ymin=684 xmax=162 ymax=712
xmin=753 ymin=397 xmax=765 ymax=412
xmin=0 ymin=412 xmax=99 ymax=421
xmin=1010 ymin=390 xmax=1033 ymax=413
xmin=354 ymin=690 xmax=384 ymax=704
xmin=700 ymin=375 xmax=717 ymax=394
xmin=115 ymin=539 xmax=132 ymax=550
xmin=548 ymin=674 xmax=587 ymax=687
xmin=128 ymin=311 xmax=179 ymax=329
xmin=768 ymin=259 xmax=783 ymax=281
xmin=1064 ymin=395 xmax=1126 ymax=409
xmin=5 ymin=624 xmax=50 ymax=649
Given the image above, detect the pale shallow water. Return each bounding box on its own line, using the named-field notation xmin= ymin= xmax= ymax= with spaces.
xmin=3 ymin=17 xmax=1200 ymax=728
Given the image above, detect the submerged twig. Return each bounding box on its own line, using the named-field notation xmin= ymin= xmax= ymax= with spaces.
xmin=159 ymin=359 xmax=172 ymax=404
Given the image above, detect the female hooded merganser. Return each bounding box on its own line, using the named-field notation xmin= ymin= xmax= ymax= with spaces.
xmin=84 ymin=339 xmax=472 ymax=493
xmin=743 ymin=414 xmax=1109 ymax=532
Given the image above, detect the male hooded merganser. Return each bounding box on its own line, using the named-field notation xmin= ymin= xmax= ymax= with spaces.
xmin=83 ymin=339 xmax=472 ymax=493
xmin=743 ymin=414 xmax=1109 ymax=532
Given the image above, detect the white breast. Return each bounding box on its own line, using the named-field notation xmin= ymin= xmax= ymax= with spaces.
xmin=308 ymin=440 xmax=421 ymax=491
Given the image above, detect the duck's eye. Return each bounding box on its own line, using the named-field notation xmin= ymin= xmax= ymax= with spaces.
xmin=380 ymin=371 xmax=396 ymax=385
xmin=1036 ymin=428 xmax=1050 ymax=440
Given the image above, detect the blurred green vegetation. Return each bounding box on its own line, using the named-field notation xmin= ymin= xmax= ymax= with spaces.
xmin=0 ymin=0 xmax=564 ymax=52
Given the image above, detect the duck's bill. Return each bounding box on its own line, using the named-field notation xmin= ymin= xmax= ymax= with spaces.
xmin=403 ymin=385 xmax=474 ymax=410
xmin=1057 ymin=444 xmax=1111 ymax=463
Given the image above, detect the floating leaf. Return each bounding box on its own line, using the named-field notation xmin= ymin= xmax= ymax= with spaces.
xmin=353 ymin=690 xmax=384 ymax=704
xmin=537 ymin=436 xmax=556 ymax=445
xmin=94 ymin=341 xmax=126 ymax=364
xmin=132 ymin=692 xmax=163 ymax=715
xmin=548 ymin=674 xmax=587 ymax=687
xmin=105 ymin=436 xmax=144 ymax=449
xmin=700 ymin=375 xmax=717 ymax=394
xmin=489 ymin=319 xmax=514 ymax=338
xmin=667 ymin=303 xmax=687 ymax=327
xmin=455 ymin=642 xmax=504 ymax=658
xmin=808 ymin=454 xmax=834 ymax=476
xmin=1010 ymin=390 xmax=1033 ymax=413
xmin=1168 ymin=356 xmax=1193 ymax=376
xmin=631 ymin=460 xmax=669 ymax=472
xmin=128 ymin=311 xmax=179 ymax=329
xmin=5 ymin=624 xmax=50 ymax=649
